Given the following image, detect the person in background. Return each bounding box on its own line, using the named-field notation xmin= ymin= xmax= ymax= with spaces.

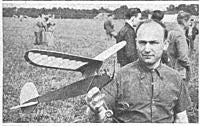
xmin=42 ymin=15 xmax=56 ymax=46
xmin=185 ymin=18 xmax=199 ymax=55
xmin=86 ymin=20 xmax=191 ymax=123
xmin=141 ymin=10 xmax=150 ymax=20
xmin=116 ymin=8 xmax=142 ymax=67
xmin=34 ymin=13 xmax=44 ymax=45
xmin=104 ymin=14 xmax=117 ymax=40
xmin=151 ymin=10 xmax=165 ymax=22
xmin=166 ymin=11 xmax=191 ymax=85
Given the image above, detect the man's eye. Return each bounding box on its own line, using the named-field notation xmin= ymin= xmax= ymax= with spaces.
xmin=139 ymin=41 xmax=146 ymax=44
xmin=149 ymin=41 xmax=159 ymax=44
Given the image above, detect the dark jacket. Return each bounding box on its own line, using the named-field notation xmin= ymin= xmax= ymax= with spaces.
xmin=116 ymin=23 xmax=138 ymax=67
xmin=191 ymin=26 xmax=199 ymax=40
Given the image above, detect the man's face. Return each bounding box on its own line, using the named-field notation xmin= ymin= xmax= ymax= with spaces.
xmin=132 ymin=13 xmax=142 ymax=26
xmin=136 ymin=22 xmax=167 ymax=65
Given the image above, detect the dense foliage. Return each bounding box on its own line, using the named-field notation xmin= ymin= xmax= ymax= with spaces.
xmin=3 ymin=4 xmax=199 ymax=19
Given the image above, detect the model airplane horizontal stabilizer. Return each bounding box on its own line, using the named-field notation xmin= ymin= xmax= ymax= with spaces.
xmin=10 ymin=74 xmax=112 ymax=112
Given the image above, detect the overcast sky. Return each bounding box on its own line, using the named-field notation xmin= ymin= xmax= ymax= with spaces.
xmin=2 ymin=1 xmax=198 ymax=11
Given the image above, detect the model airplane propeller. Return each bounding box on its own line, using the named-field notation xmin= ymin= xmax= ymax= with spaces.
xmin=10 ymin=41 xmax=126 ymax=114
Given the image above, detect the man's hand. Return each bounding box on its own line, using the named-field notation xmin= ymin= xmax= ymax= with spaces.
xmin=85 ymin=87 xmax=108 ymax=121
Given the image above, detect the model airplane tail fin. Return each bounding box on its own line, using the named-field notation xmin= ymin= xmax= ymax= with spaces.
xmin=10 ymin=82 xmax=39 ymax=113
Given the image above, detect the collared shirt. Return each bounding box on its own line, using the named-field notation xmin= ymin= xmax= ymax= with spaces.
xmin=99 ymin=60 xmax=191 ymax=123
xmin=125 ymin=20 xmax=134 ymax=29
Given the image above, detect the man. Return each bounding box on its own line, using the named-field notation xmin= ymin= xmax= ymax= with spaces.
xmin=167 ymin=11 xmax=191 ymax=83
xmin=104 ymin=14 xmax=117 ymax=40
xmin=86 ymin=20 xmax=191 ymax=123
xmin=185 ymin=18 xmax=199 ymax=54
xmin=41 ymin=14 xmax=56 ymax=46
xmin=34 ymin=13 xmax=44 ymax=45
xmin=116 ymin=8 xmax=142 ymax=67
xmin=151 ymin=10 xmax=164 ymax=22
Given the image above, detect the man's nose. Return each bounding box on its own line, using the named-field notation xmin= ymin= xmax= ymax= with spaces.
xmin=144 ymin=43 xmax=151 ymax=53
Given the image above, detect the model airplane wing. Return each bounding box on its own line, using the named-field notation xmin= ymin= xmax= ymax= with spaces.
xmin=24 ymin=41 xmax=126 ymax=76
xmin=24 ymin=49 xmax=102 ymax=71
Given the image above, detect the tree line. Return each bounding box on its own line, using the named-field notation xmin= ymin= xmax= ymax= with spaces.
xmin=3 ymin=4 xmax=199 ymax=19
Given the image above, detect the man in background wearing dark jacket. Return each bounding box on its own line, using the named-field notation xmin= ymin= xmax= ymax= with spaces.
xmin=116 ymin=8 xmax=142 ymax=67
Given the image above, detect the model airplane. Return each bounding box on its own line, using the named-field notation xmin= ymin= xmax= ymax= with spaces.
xmin=10 ymin=41 xmax=126 ymax=113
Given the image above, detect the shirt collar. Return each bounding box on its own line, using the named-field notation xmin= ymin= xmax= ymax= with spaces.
xmin=125 ymin=20 xmax=135 ymax=29
xmin=137 ymin=60 xmax=164 ymax=80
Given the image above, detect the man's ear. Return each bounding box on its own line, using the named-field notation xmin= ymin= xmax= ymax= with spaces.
xmin=163 ymin=39 xmax=169 ymax=51
xmin=130 ymin=16 xmax=135 ymax=22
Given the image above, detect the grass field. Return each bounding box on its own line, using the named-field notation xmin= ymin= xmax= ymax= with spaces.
xmin=3 ymin=17 xmax=199 ymax=123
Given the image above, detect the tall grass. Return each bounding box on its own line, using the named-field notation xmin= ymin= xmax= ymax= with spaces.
xmin=3 ymin=17 xmax=198 ymax=123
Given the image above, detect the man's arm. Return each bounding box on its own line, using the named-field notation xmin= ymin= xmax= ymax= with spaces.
xmin=175 ymin=110 xmax=188 ymax=123
xmin=176 ymin=32 xmax=191 ymax=82
xmin=176 ymin=33 xmax=190 ymax=67
xmin=174 ymin=77 xmax=191 ymax=123
xmin=116 ymin=30 xmax=125 ymax=43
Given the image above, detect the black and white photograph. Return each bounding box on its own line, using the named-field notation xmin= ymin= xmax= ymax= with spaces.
xmin=2 ymin=1 xmax=199 ymax=123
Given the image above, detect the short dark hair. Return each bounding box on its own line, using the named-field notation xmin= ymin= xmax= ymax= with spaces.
xmin=136 ymin=19 xmax=168 ymax=40
xmin=151 ymin=10 xmax=164 ymax=21
xmin=177 ymin=11 xmax=191 ymax=25
xmin=141 ymin=10 xmax=149 ymax=20
xmin=125 ymin=8 xmax=141 ymax=19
